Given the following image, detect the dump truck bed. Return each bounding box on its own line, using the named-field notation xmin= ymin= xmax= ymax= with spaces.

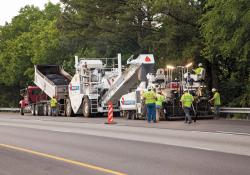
xmin=34 ymin=65 xmax=72 ymax=100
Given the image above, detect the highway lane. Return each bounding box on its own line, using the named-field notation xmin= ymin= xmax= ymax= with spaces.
xmin=0 ymin=146 xmax=110 ymax=175
xmin=2 ymin=112 xmax=250 ymax=134
xmin=0 ymin=113 xmax=250 ymax=175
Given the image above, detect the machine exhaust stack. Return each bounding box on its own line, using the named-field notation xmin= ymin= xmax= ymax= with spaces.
xmin=118 ymin=53 xmax=122 ymax=76
xmin=75 ymin=56 xmax=79 ymax=73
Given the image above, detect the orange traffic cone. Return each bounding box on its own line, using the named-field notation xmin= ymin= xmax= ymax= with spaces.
xmin=105 ymin=101 xmax=116 ymax=124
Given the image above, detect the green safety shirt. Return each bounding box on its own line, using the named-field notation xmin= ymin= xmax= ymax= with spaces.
xmin=180 ymin=92 xmax=194 ymax=107
xmin=213 ymin=92 xmax=221 ymax=106
xmin=194 ymin=67 xmax=204 ymax=75
xmin=143 ymin=91 xmax=156 ymax=104
xmin=156 ymin=94 xmax=165 ymax=107
xmin=50 ymin=98 xmax=57 ymax=107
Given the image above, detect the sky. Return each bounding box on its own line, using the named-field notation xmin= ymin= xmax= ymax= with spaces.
xmin=0 ymin=0 xmax=60 ymax=25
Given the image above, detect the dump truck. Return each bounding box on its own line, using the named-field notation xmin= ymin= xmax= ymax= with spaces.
xmin=20 ymin=65 xmax=72 ymax=116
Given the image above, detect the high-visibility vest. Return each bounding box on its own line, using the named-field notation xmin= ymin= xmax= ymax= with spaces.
xmin=180 ymin=92 xmax=194 ymax=107
xmin=194 ymin=67 xmax=204 ymax=75
xmin=213 ymin=92 xmax=221 ymax=105
xmin=50 ymin=98 xmax=57 ymax=107
xmin=143 ymin=91 xmax=156 ymax=104
xmin=156 ymin=94 xmax=165 ymax=107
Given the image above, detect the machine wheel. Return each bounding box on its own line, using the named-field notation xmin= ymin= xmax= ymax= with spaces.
xmin=43 ymin=104 xmax=48 ymax=116
xmin=130 ymin=111 xmax=136 ymax=120
xmin=47 ymin=105 xmax=52 ymax=116
xmin=82 ymin=97 xmax=91 ymax=118
xmin=66 ymin=99 xmax=74 ymax=117
xmin=31 ymin=104 xmax=36 ymax=116
xmin=124 ymin=111 xmax=130 ymax=119
xmin=20 ymin=107 xmax=24 ymax=115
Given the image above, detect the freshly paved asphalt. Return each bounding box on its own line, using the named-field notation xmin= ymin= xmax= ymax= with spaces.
xmin=0 ymin=113 xmax=250 ymax=175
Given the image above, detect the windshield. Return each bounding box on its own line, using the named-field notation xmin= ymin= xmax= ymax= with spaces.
xmin=32 ymin=89 xmax=41 ymax=95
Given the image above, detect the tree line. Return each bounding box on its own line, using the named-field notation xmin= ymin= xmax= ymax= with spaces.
xmin=0 ymin=0 xmax=249 ymax=107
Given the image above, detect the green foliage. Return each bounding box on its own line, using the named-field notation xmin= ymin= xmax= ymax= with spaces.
xmin=200 ymin=0 xmax=250 ymax=106
xmin=0 ymin=2 xmax=66 ymax=87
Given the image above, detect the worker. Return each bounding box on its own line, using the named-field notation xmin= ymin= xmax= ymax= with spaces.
xmin=143 ymin=87 xmax=157 ymax=123
xmin=209 ymin=88 xmax=221 ymax=119
xmin=83 ymin=61 xmax=90 ymax=83
xmin=50 ymin=96 xmax=57 ymax=116
xmin=193 ymin=63 xmax=205 ymax=81
xmin=84 ymin=61 xmax=88 ymax=69
xmin=186 ymin=72 xmax=194 ymax=86
xmin=180 ymin=89 xmax=194 ymax=124
xmin=155 ymin=90 xmax=165 ymax=122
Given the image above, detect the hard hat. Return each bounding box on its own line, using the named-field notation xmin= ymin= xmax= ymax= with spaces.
xmin=198 ymin=63 xmax=202 ymax=67
xmin=148 ymin=86 xmax=152 ymax=90
xmin=183 ymin=89 xmax=188 ymax=92
xmin=212 ymin=88 xmax=217 ymax=92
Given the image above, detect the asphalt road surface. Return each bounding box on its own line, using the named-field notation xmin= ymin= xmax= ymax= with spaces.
xmin=0 ymin=113 xmax=250 ymax=175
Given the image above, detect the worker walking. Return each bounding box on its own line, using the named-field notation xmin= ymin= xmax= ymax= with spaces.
xmin=209 ymin=88 xmax=221 ymax=119
xmin=50 ymin=96 xmax=58 ymax=116
xmin=180 ymin=89 xmax=194 ymax=124
xmin=143 ymin=87 xmax=157 ymax=123
xmin=156 ymin=90 xmax=165 ymax=122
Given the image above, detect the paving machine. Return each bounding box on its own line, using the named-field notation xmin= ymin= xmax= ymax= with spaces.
xmin=119 ymin=63 xmax=211 ymax=120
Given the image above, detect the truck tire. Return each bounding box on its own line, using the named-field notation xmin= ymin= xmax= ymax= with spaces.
xmin=20 ymin=107 xmax=24 ymax=115
xmin=35 ymin=104 xmax=42 ymax=116
xmin=66 ymin=99 xmax=74 ymax=117
xmin=47 ymin=105 xmax=52 ymax=116
xmin=31 ymin=104 xmax=36 ymax=116
xmin=131 ymin=111 xmax=136 ymax=120
xmin=43 ymin=104 xmax=48 ymax=116
xmin=35 ymin=105 xmax=39 ymax=116
xmin=124 ymin=111 xmax=130 ymax=119
xmin=82 ymin=97 xmax=91 ymax=118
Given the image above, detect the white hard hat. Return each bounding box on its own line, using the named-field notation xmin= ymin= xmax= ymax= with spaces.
xmin=212 ymin=88 xmax=217 ymax=92
xmin=198 ymin=63 xmax=202 ymax=67
xmin=183 ymin=89 xmax=188 ymax=92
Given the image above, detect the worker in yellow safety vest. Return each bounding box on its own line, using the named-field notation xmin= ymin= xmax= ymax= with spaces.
xmin=209 ymin=88 xmax=221 ymax=119
xmin=143 ymin=87 xmax=157 ymax=123
xmin=180 ymin=89 xmax=194 ymax=124
xmin=155 ymin=90 xmax=165 ymax=122
xmin=193 ymin=63 xmax=205 ymax=81
xmin=50 ymin=96 xmax=57 ymax=116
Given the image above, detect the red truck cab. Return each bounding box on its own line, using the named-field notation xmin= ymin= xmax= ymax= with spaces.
xmin=19 ymin=86 xmax=47 ymax=115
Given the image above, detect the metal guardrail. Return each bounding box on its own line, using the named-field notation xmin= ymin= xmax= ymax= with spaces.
xmin=0 ymin=108 xmax=20 ymax=112
xmin=1 ymin=107 xmax=249 ymax=114
xmin=216 ymin=107 xmax=250 ymax=114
